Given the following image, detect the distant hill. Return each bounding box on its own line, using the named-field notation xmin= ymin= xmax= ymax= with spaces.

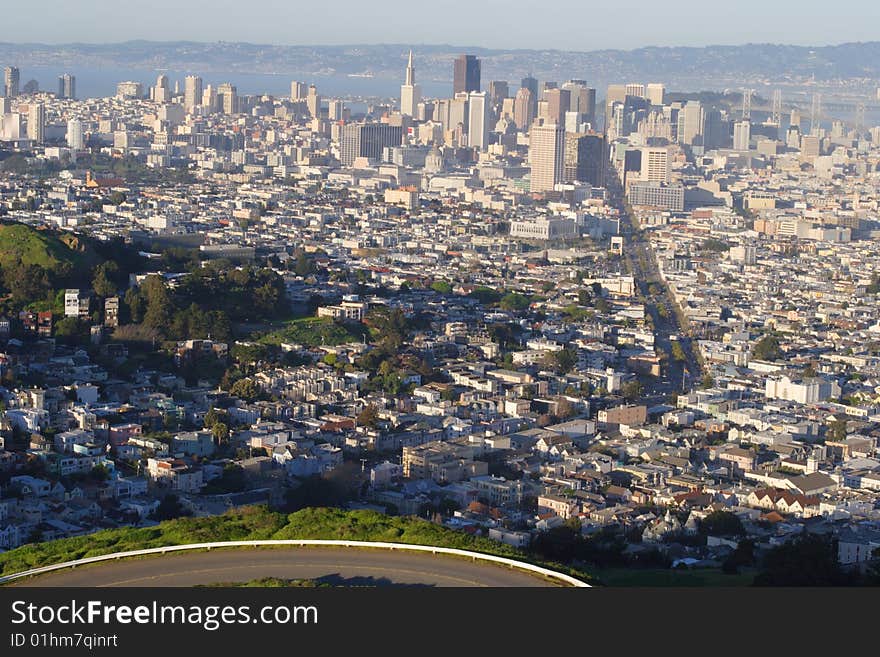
xmin=2 ymin=40 xmax=880 ymax=91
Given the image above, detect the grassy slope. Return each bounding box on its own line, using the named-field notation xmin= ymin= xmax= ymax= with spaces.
xmin=0 ymin=507 xmax=564 ymax=579
xmin=0 ymin=223 xmax=98 ymax=273
xmin=258 ymin=316 xmax=364 ymax=347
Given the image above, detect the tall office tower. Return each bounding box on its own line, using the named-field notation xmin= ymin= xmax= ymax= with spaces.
xmin=605 ymin=84 xmax=628 ymax=131
xmin=217 ymin=83 xmax=238 ymax=114
xmin=290 ymin=81 xmax=307 ymax=101
xmin=453 ymin=55 xmax=480 ymax=94
xmin=579 ymin=87 xmax=597 ymax=126
xmin=328 ymin=99 xmax=345 ymax=120
xmin=67 ymin=119 xmax=84 ymax=149
xmin=733 ymin=120 xmax=751 ymax=151
xmin=519 ymin=75 xmax=536 ymax=116
xmin=4 ymin=66 xmax=20 ymax=97
xmin=542 ymin=88 xmax=571 ymax=125
xmin=202 ymin=85 xmax=218 ymax=113
xmin=563 ymin=132 xmax=605 ymax=186
xmin=639 ymin=146 xmax=671 ymax=183
xmin=467 ymin=91 xmax=489 ymax=150
xmin=0 ymin=97 xmax=9 ymax=114
xmin=790 ymin=108 xmax=801 ymax=129
xmin=448 ymin=92 xmax=469 ymax=131
xmin=152 ymin=74 xmax=170 ymax=103
xmin=678 ymin=100 xmax=704 ymax=145
xmin=57 ymin=73 xmax=76 ymax=99
xmin=529 ymin=122 xmax=565 ymax=193
xmin=400 ymin=50 xmax=421 ymax=117
xmin=487 ymin=80 xmax=508 ymax=108
xmin=339 ymin=123 xmax=403 ymax=165
xmin=703 ymin=108 xmax=729 ymax=149
xmin=27 ymin=102 xmax=44 ymax=143
xmin=434 ymin=98 xmax=449 ymax=131
xmin=646 ymin=83 xmax=665 ymax=106
xmin=306 ymin=84 xmax=320 ymax=118
xmin=625 ymin=83 xmax=646 ymax=98
xmin=116 ymin=81 xmax=143 ymax=99
xmin=184 ymin=75 xmax=203 ymax=112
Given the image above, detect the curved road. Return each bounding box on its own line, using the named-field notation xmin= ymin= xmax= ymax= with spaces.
xmin=10 ymin=548 xmax=559 ymax=587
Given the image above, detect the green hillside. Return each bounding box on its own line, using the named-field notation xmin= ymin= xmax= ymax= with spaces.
xmin=0 ymin=506 xmax=590 ymax=585
xmin=0 ymin=222 xmax=99 ymax=274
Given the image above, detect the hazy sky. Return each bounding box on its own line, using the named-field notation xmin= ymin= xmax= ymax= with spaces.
xmin=11 ymin=0 xmax=880 ymax=51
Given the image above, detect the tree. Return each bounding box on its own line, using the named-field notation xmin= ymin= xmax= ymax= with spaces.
xmin=230 ymin=378 xmax=260 ymax=401
xmin=551 ymin=348 xmax=578 ymax=374
xmin=211 ymin=422 xmax=230 ymax=444
xmin=671 ymin=342 xmax=686 ymax=362
xmin=431 ymin=280 xmax=452 ymax=295
xmin=151 ymin=494 xmax=191 ymax=521
xmin=828 ymin=418 xmax=848 ymax=442
xmin=752 ymin=335 xmax=782 ymax=361
xmin=754 ymin=533 xmax=853 ymax=586
xmin=356 ymin=404 xmax=380 ymax=429
xmin=621 ymin=379 xmax=644 ymax=401
xmin=92 ymin=261 xmax=120 ymax=298
xmin=699 ymin=510 xmax=745 ymax=537
xmin=141 ymin=275 xmax=172 ymax=332
xmin=499 ymin=292 xmax=531 ymax=312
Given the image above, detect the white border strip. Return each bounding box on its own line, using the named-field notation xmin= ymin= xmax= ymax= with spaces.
xmin=0 ymin=540 xmax=590 ymax=587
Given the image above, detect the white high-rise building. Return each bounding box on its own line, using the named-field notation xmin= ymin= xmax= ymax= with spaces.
xmin=27 ymin=102 xmax=44 ymax=143
xmin=679 ymin=100 xmax=704 ymax=146
xmin=67 ymin=119 xmax=84 ymax=149
xmin=467 ymin=91 xmax=489 ymax=150
xmin=184 ymin=75 xmax=203 ymax=112
xmin=646 ymin=83 xmax=665 ymax=106
xmin=400 ymin=50 xmax=421 ymax=118
xmin=640 ymin=146 xmax=671 ymax=183
xmin=529 ymin=122 xmax=565 ymax=193
xmin=290 ymin=81 xmax=307 ymax=101
xmin=733 ymin=120 xmax=751 ymax=151
xmin=153 ymin=74 xmax=170 ymax=103
xmin=625 ymin=83 xmax=646 ymax=99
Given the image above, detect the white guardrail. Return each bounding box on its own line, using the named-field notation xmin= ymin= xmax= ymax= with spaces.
xmin=0 ymin=540 xmax=591 ymax=587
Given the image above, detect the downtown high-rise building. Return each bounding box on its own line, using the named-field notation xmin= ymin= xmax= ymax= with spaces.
xmin=152 ymin=74 xmax=170 ymax=103
xmin=678 ymin=100 xmax=704 ymax=146
xmin=487 ymin=81 xmax=509 ymax=109
xmin=27 ymin=102 xmax=45 ymax=143
xmin=339 ymin=123 xmax=403 ymax=166
xmin=217 ymin=83 xmax=238 ymax=114
xmin=400 ymin=50 xmax=421 ymax=118
xmin=563 ymin=132 xmax=605 ymax=186
xmin=4 ymin=66 xmax=20 ymax=97
xmin=467 ymin=91 xmax=489 ymax=151
xmin=733 ymin=119 xmax=751 ymax=151
xmin=541 ymin=88 xmax=571 ymax=125
xmin=453 ymin=55 xmax=480 ymax=95
xmin=306 ymin=84 xmax=321 ymax=118
xmin=290 ymin=81 xmax=307 ymax=101
xmin=57 ymin=73 xmax=76 ymax=99
xmin=513 ymin=87 xmax=534 ymax=131
xmin=529 ymin=122 xmax=565 ymax=193
xmin=639 ymin=146 xmax=671 ymax=183
xmin=184 ymin=75 xmax=203 ymax=112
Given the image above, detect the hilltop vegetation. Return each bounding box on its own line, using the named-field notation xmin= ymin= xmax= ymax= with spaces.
xmin=0 ymin=506 xmax=588 ymax=584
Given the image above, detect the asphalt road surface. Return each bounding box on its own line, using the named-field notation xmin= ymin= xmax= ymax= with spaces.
xmin=10 ymin=548 xmax=561 ymax=587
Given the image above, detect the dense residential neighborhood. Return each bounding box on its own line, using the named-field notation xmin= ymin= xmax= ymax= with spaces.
xmin=1 ymin=51 xmax=880 ymax=586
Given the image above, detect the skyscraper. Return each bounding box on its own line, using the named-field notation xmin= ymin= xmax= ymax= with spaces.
xmin=27 ymin=102 xmax=44 ymax=143
xmin=488 ymin=81 xmax=509 ymax=108
xmin=530 ymin=122 xmax=565 ymax=193
xmin=339 ymin=123 xmax=403 ymax=166
xmin=563 ymin=132 xmax=605 ymax=186
xmin=467 ymin=91 xmax=489 ymax=151
xmin=184 ymin=75 xmax=203 ymax=112
xmin=542 ymin=88 xmax=571 ymax=125
xmin=646 ymin=83 xmax=665 ymax=106
xmin=513 ymin=87 xmax=534 ymax=131
xmin=678 ymin=101 xmax=704 ymax=146
xmin=307 ymin=85 xmax=321 ymax=118
xmin=57 ymin=73 xmax=76 ymax=100
xmin=217 ymin=83 xmax=238 ymax=114
xmin=639 ymin=146 xmax=671 ymax=183
xmin=290 ymin=81 xmax=307 ymax=101
xmin=67 ymin=119 xmax=84 ymax=150
xmin=453 ymin=55 xmax=480 ymax=95
xmin=400 ymin=50 xmax=421 ymax=118
xmin=4 ymin=66 xmax=20 ymax=97
xmin=733 ymin=120 xmax=751 ymax=151
xmin=152 ymin=74 xmax=170 ymax=103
